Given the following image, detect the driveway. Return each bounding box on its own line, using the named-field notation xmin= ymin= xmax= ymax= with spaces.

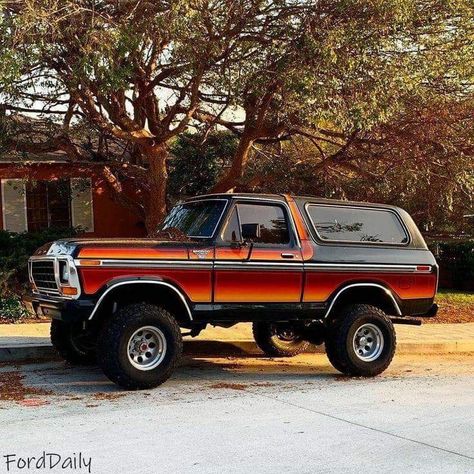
xmin=0 ymin=353 xmax=473 ymax=473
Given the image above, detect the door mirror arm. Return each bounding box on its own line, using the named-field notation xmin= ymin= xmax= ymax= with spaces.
xmin=228 ymin=239 xmax=253 ymax=261
xmin=229 ymin=240 xmax=247 ymax=249
xmin=243 ymin=242 xmax=253 ymax=261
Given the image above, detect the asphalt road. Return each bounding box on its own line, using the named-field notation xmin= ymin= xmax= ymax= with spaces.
xmin=0 ymin=353 xmax=473 ymax=474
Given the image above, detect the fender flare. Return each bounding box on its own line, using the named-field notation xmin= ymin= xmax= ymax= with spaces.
xmin=87 ymin=279 xmax=193 ymax=321
xmin=324 ymin=283 xmax=402 ymax=318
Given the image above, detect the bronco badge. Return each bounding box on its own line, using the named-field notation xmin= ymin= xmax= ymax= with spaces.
xmin=192 ymin=249 xmax=211 ymax=259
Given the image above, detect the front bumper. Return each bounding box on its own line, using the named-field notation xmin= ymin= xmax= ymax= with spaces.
xmin=23 ymin=293 xmax=95 ymax=323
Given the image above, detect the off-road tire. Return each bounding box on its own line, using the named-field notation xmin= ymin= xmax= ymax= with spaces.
xmin=325 ymin=326 xmax=349 ymax=374
xmin=252 ymin=322 xmax=310 ymax=357
xmin=50 ymin=319 xmax=97 ymax=365
xmin=325 ymin=304 xmax=396 ymax=377
xmin=97 ymin=303 xmax=182 ymax=390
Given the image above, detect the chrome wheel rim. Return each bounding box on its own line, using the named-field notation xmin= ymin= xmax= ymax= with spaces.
xmin=352 ymin=323 xmax=384 ymax=362
xmin=127 ymin=326 xmax=167 ymax=371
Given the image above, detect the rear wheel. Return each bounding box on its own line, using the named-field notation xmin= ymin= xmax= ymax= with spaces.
xmin=325 ymin=304 xmax=396 ymax=377
xmin=50 ymin=319 xmax=97 ymax=365
xmin=97 ymin=303 xmax=182 ymax=390
xmin=252 ymin=322 xmax=310 ymax=357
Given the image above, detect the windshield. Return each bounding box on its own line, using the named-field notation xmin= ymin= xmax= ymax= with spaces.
xmin=159 ymin=200 xmax=227 ymax=238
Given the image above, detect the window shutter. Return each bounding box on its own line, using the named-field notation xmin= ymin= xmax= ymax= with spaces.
xmin=1 ymin=179 xmax=27 ymax=232
xmin=70 ymin=178 xmax=94 ymax=232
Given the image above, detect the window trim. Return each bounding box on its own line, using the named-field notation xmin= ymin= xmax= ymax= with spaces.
xmin=166 ymin=198 xmax=229 ymax=239
xmin=304 ymin=203 xmax=411 ymax=247
xmin=220 ymin=203 xmax=242 ymax=243
xmin=219 ymin=199 xmax=297 ymax=247
xmin=26 ymin=179 xmax=72 ymax=232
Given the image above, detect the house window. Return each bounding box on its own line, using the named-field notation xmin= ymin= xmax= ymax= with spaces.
xmin=26 ymin=180 xmax=72 ymax=231
xmin=1 ymin=177 xmax=93 ymax=233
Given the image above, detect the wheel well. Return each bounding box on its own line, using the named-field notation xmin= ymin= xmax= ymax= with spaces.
xmin=326 ymin=284 xmax=400 ymax=321
xmin=91 ymin=282 xmax=193 ymax=328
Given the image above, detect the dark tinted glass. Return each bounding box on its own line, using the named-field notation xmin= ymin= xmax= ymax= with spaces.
xmin=161 ymin=200 xmax=226 ymax=237
xmin=237 ymin=203 xmax=289 ymax=244
xmin=26 ymin=180 xmax=71 ymax=231
xmin=307 ymin=205 xmax=408 ymax=244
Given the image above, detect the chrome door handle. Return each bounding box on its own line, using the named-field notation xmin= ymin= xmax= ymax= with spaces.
xmin=281 ymin=253 xmax=295 ymax=259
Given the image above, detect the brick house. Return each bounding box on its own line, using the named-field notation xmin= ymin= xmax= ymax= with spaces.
xmin=0 ymin=153 xmax=146 ymax=237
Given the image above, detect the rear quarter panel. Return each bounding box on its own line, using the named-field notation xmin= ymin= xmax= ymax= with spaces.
xmin=293 ymin=198 xmax=438 ymax=306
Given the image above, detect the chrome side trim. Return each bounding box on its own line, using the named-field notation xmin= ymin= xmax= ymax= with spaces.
xmin=305 ymin=263 xmax=427 ymax=273
xmin=215 ymin=261 xmax=302 ymax=266
xmin=75 ymin=259 xmax=213 ymax=269
xmin=214 ymin=261 xmax=303 ymax=271
xmin=75 ymin=259 xmax=429 ymax=273
xmin=324 ymin=283 xmax=402 ymax=318
xmin=88 ymin=280 xmax=193 ymax=321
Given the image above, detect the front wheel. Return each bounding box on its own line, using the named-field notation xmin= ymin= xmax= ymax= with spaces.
xmin=325 ymin=304 xmax=396 ymax=377
xmin=97 ymin=303 xmax=183 ymax=390
xmin=252 ymin=322 xmax=310 ymax=357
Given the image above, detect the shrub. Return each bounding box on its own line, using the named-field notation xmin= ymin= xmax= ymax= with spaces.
xmin=428 ymin=239 xmax=474 ymax=291
xmin=0 ymin=294 xmax=29 ymax=323
xmin=0 ymin=227 xmax=79 ymax=297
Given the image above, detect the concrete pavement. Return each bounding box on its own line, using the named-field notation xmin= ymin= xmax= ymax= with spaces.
xmin=0 ymin=321 xmax=473 ymax=362
xmin=0 ymin=353 xmax=472 ymax=473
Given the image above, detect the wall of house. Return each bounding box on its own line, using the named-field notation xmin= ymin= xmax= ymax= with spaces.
xmin=0 ymin=163 xmax=147 ymax=237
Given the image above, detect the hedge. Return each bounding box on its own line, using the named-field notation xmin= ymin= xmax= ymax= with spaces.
xmin=0 ymin=228 xmax=79 ymax=321
xmin=428 ymin=240 xmax=474 ymax=291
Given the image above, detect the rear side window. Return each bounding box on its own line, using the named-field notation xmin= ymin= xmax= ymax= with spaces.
xmin=306 ymin=205 xmax=409 ymax=245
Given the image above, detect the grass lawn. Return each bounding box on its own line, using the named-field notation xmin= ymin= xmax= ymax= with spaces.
xmin=432 ymin=289 xmax=474 ymax=324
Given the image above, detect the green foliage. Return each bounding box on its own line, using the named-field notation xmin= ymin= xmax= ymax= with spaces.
xmin=0 ymin=227 xmax=79 ymax=296
xmin=428 ymin=240 xmax=474 ymax=290
xmin=169 ymin=132 xmax=238 ymax=199
xmin=0 ymin=295 xmax=29 ymax=323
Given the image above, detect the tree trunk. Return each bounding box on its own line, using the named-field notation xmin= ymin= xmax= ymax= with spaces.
xmin=143 ymin=143 xmax=169 ymax=234
xmin=211 ymin=134 xmax=254 ymax=193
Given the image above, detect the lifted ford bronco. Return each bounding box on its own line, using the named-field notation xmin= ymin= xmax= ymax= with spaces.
xmin=26 ymin=194 xmax=438 ymax=389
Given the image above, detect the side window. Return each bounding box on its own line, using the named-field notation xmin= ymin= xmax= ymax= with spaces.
xmin=307 ymin=205 xmax=408 ymax=244
xmin=237 ymin=203 xmax=290 ymax=245
xmin=222 ymin=207 xmax=242 ymax=242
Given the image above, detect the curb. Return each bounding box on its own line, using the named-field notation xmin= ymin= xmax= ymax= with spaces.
xmin=1 ymin=339 xmax=473 ymax=363
xmin=0 ymin=344 xmax=57 ymax=363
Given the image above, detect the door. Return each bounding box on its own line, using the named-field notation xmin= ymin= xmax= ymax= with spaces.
xmin=214 ymin=200 xmax=303 ymax=304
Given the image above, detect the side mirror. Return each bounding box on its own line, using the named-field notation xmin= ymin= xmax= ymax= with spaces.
xmin=241 ymin=223 xmax=260 ymax=241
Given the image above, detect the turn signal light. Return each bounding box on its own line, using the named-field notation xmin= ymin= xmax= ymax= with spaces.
xmin=61 ymin=287 xmax=78 ymax=296
xmin=78 ymin=259 xmax=101 ymax=266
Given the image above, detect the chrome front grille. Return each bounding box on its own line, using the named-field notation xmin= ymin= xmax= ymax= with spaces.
xmin=31 ymin=260 xmax=60 ymax=295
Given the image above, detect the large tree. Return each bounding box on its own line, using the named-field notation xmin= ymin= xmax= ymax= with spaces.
xmin=239 ymin=96 xmax=474 ymax=234
xmin=2 ymin=0 xmax=316 ymax=229
xmin=195 ymin=0 xmax=474 ymax=192
xmin=1 ymin=1 xmax=473 ymax=232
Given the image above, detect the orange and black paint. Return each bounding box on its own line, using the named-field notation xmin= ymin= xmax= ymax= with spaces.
xmin=28 ymin=193 xmax=439 ymax=324
xmin=48 ymin=195 xmax=437 ymax=321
